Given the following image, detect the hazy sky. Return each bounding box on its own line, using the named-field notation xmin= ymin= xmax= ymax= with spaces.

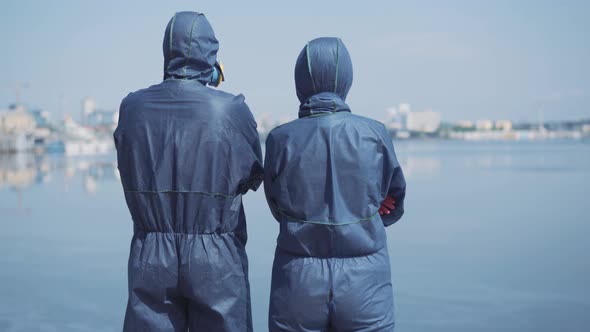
xmin=1 ymin=0 xmax=589 ymax=123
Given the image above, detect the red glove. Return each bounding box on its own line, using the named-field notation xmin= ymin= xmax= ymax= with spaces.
xmin=378 ymin=196 xmax=396 ymax=216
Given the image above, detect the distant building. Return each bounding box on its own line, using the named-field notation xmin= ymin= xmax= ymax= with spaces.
xmin=495 ymin=120 xmax=512 ymax=131
xmin=476 ymin=120 xmax=494 ymax=131
xmin=80 ymin=97 xmax=118 ymax=129
xmin=82 ymin=97 xmax=96 ymax=120
xmin=385 ymin=107 xmax=402 ymax=130
xmin=398 ymin=103 xmax=411 ymax=114
xmin=383 ymin=107 xmax=399 ymax=130
xmin=406 ymin=110 xmax=441 ymax=133
xmin=456 ymin=120 xmax=474 ymax=129
xmin=29 ymin=109 xmax=51 ymax=128
xmin=385 ymin=103 xmax=440 ymax=134
xmin=85 ymin=109 xmax=119 ymax=128
xmin=0 ymin=106 xmax=36 ymax=152
xmin=0 ymin=108 xmax=36 ymax=134
xmin=398 ymin=103 xmax=411 ymax=130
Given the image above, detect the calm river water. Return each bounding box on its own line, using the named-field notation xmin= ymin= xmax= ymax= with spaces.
xmin=0 ymin=140 xmax=588 ymax=331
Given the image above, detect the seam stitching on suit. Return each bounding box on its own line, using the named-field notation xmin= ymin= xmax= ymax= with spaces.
xmin=306 ymin=42 xmax=317 ymax=93
xmin=166 ymin=13 xmax=177 ymax=75
xmin=276 ymin=209 xmax=380 ymax=225
xmin=334 ymin=39 xmax=340 ymax=93
xmin=184 ymin=14 xmax=199 ymax=76
xmin=123 ymin=189 xmax=237 ymax=199
xmin=135 ymin=228 xmax=238 ymax=235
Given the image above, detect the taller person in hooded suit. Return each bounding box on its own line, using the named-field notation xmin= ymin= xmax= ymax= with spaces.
xmin=115 ymin=11 xmax=262 ymax=332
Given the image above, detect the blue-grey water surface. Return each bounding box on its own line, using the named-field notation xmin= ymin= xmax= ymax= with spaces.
xmin=0 ymin=140 xmax=589 ymax=332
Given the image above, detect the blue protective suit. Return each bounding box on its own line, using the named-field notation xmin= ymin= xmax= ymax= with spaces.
xmin=264 ymin=37 xmax=406 ymax=331
xmin=114 ymin=12 xmax=262 ymax=332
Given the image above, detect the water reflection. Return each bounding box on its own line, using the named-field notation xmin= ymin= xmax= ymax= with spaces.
xmin=399 ymin=156 xmax=441 ymax=178
xmin=0 ymin=153 xmax=119 ymax=197
xmin=0 ymin=154 xmax=448 ymax=195
xmin=2 ymin=141 xmax=588 ymax=200
xmin=0 ymin=152 xmax=448 ymax=190
xmin=0 ymin=154 xmax=37 ymax=189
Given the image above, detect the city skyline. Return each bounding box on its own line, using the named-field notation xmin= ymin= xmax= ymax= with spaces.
xmin=4 ymin=95 xmax=589 ymax=135
xmin=2 ymin=0 xmax=589 ymax=123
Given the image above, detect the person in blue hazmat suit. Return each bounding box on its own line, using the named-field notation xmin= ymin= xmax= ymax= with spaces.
xmin=264 ymin=37 xmax=406 ymax=331
xmin=114 ymin=11 xmax=263 ymax=332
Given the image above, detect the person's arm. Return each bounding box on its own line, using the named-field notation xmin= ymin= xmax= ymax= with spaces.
xmin=113 ymin=95 xmax=129 ymax=157
xmin=234 ymin=97 xmax=264 ymax=195
xmin=263 ymin=132 xmax=282 ymax=222
xmin=379 ymin=125 xmax=406 ymax=226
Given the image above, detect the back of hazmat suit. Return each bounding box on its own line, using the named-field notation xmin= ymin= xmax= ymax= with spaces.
xmin=264 ymin=37 xmax=406 ymax=332
xmin=115 ymin=11 xmax=262 ymax=332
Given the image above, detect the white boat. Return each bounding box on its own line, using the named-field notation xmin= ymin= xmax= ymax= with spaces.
xmin=61 ymin=117 xmax=114 ymax=156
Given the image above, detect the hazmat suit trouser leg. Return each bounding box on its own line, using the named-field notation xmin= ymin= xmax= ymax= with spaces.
xmin=269 ymin=247 xmax=395 ymax=332
xmin=182 ymin=232 xmax=253 ymax=332
xmin=123 ymin=231 xmax=253 ymax=332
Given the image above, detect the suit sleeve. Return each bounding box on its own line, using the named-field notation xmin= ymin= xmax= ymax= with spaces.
xmin=379 ymin=125 xmax=406 ymax=226
xmin=234 ymin=98 xmax=264 ymax=194
xmin=113 ymin=94 xmax=130 ymax=156
xmin=263 ymin=132 xmax=282 ymax=222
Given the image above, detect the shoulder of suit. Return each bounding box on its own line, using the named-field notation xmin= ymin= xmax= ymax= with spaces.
xmin=345 ymin=113 xmax=385 ymax=128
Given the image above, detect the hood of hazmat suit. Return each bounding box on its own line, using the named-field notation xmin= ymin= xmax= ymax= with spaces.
xmin=264 ymin=37 xmax=406 ymax=331
xmin=114 ymin=11 xmax=262 ymax=332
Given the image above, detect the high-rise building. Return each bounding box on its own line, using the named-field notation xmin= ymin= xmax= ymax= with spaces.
xmin=398 ymin=103 xmax=410 ymax=130
xmin=398 ymin=103 xmax=411 ymax=114
xmin=385 ymin=107 xmax=401 ymax=130
xmin=81 ymin=97 xmax=96 ymax=123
